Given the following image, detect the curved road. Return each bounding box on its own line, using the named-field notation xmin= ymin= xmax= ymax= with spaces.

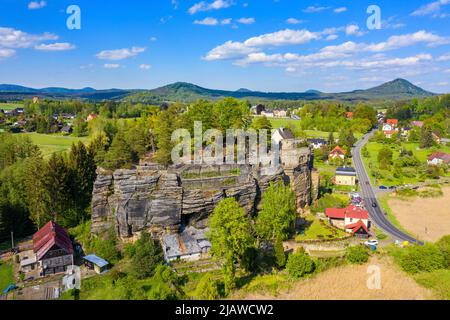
xmin=351 ymin=129 xmax=423 ymax=245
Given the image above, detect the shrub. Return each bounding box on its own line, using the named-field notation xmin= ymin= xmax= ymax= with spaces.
xmin=286 ymin=252 xmax=315 ymax=278
xmin=274 ymin=237 xmax=286 ymax=268
xmin=131 ymin=231 xmax=164 ymax=279
xmin=395 ymin=244 xmax=446 ymax=274
xmin=194 ymin=273 xmax=221 ymax=300
xmin=436 ymin=236 xmax=450 ymax=268
xmin=346 ymin=245 xmax=369 ymax=264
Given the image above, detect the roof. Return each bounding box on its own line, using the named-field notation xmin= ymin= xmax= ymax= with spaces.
xmin=20 ymin=256 xmax=37 ymax=267
xmin=307 ymin=138 xmax=327 ymax=144
xmin=411 ymin=121 xmax=424 ymax=127
xmin=276 ymin=128 xmax=295 ymax=140
xmin=33 ymin=221 xmax=73 ymax=260
xmin=83 ymin=254 xmax=109 ymax=268
xmin=346 ymin=112 xmax=353 ymax=118
xmin=326 ymin=205 xmax=369 ymax=220
xmin=161 ymin=226 xmax=211 ymax=260
xmin=428 ymin=152 xmax=450 ymax=163
xmin=345 ymin=220 xmax=369 ymax=234
xmin=383 ymin=130 xmax=397 ymax=135
xmin=386 ymin=119 xmax=398 ymax=125
xmin=330 ymin=146 xmax=346 ymax=155
xmin=336 ymin=166 xmax=356 ymax=176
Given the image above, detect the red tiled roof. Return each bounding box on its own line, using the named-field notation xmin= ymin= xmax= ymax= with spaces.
xmin=345 ymin=220 xmax=369 ymax=234
xmin=383 ymin=130 xmax=397 ymax=135
xmin=325 ymin=205 xmax=369 ymax=220
xmin=346 ymin=112 xmax=353 ymax=118
xmin=33 ymin=221 xmax=73 ymax=260
xmin=428 ymin=152 xmax=450 ymax=163
xmin=330 ymin=146 xmax=346 ymax=155
xmin=386 ymin=119 xmax=398 ymax=125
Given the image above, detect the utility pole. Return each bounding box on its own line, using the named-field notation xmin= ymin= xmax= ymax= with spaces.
xmin=11 ymin=231 xmax=14 ymax=249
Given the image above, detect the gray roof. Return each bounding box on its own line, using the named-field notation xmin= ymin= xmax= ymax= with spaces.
xmin=161 ymin=226 xmax=211 ymax=260
xmin=83 ymin=254 xmax=109 ymax=268
xmin=336 ymin=166 xmax=357 ymax=176
xmin=277 ymin=128 xmax=295 ymax=139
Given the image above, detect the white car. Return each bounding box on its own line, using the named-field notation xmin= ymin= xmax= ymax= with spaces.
xmin=364 ymin=239 xmax=379 ymax=246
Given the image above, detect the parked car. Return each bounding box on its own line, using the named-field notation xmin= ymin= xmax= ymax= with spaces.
xmin=364 ymin=239 xmax=379 ymax=246
xmin=372 ymin=202 xmax=378 ymax=208
xmin=379 ymin=186 xmax=388 ymax=190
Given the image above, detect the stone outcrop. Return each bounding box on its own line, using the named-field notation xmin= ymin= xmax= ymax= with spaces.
xmin=91 ymin=144 xmax=313 ymax=238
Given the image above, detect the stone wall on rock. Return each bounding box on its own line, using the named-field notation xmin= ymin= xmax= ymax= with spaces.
xmin=91 ymin=146 xmax=313 ymax=239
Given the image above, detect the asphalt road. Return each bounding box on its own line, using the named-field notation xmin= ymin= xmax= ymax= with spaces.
xmin=351 ymin=129 xmax=423 ymax=245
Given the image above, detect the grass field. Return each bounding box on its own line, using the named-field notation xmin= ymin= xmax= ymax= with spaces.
xmin=415 ymin=269 xmax=450 ymax=299
xmin=17 ymin=133 xmax=89 ymax=157
xmin=0 ymin=103 xmax=23 ymax=111
xmin=267 ymin=118 xmax=364 ymax=140
xmin=0 ymin=261 xmax=14 ymax=293
xmin=362 ymin=141 xmax=450 ymax=186
xmin=296 ymin=216 xmax=348 ymax=241
xmin=240 ymin=257 xmax=434 ymax=300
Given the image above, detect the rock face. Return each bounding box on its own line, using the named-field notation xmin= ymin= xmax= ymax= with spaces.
xmin=91 ymin=145 xmax=313 ymax=238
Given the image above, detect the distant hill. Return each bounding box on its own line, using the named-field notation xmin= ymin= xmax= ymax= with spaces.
xmin=124 ymin=78 xmax=435 ymax=103
xmin=0 ymin=78 xmax=436 ymax=102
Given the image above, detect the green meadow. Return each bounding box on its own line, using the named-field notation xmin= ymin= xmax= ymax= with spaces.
xmin=17 ymin=133 xmax=90 ymax=158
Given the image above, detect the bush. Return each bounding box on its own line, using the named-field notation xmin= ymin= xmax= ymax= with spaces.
xmin=346 ymin=245 xmax=369 ymax=264
xmin=131 ymin=231 xmax=164 ymax=279
xmin=436 ymin=236 xmax=450 ymax=268
xmin=194 ymin=273 xmax=221 ymax=300
xmin=286 ymin=252 xmax=315 ymax=278
xmin=395 ymin=244 xmax=446 ymax=274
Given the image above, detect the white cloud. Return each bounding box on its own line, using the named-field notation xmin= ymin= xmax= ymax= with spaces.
xmin=204 ymin=40 xmax=258 ymax=60
xmin=104 ymin=64 xmax=120 ymax=69
xmin=0 ymin=27 xmax=57 ymax=48
xmin=139 ymin=64 xmax=151 ymax=70
xmin=237 ymin=17 xmax=255 ymax=25
xmin=326 ymin=34 xmax=338 ymax=41
xmin=286 ymin=18 xmax=304 ymax=25
xmin=188 ymin=0 xmax=233 ymax=15
xmin=303 ymin=6 xmax=330 ymax=13
xmin=150 ymin=37 xmax=157 ymax=41
xmin=334 ymin=7 xmax=347 ymax=13
xmin=437 ymin=53 xmax=450 ymax=61
xmin=345 ymin=24 xmax=364 ymax=36
xmin=34 ymin=42 xmax=75 ymax=51
xmin=444 ymin=69 xmax=450 ymax=73
xmin=411 ymin=0 xmax=450 ymax=17
xmin=28 ymin=1 xmax=46 ymax=10
xmin=96 ymin=47 xmax=146 ymax=60
xmin=244 ymin=29 xmax=320 ymax=47
xmin=0 ymin=48 xmax=15 ymax=59
xmin=194 ymin=17 xmax=219 ymax=25
xmin=221 ymin=18 xmax=232 ymax=25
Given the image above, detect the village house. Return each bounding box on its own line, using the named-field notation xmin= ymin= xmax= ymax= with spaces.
xmin=346 ymin=112 xmax=353 ymax=119
xmin=261 ymin=110 xmax=274 ymax=118
xmin=273 ymin=109 xmax=287 ymax=118
xmin=61 ymin=125 xmax=73 ymax=135
xmin=334 ymin=166 xmax=357 ymax=186
xmin=325 ymin=205 xmax=370 ymax=237
xmin=411 ymin=121 xmax=424 ymax=128
xmin=83 ymin=254 xmax=110 ymax=274
xmin=328 ymin=146 xmax=346 ymax=161
xmin=32 ymin=96 xmax=40 ymax=104
xmin=427 ymin=152 xmax=450 ymax=166
xmin=307 ymin=138 xmax=327 ymax=149
xmin=161 ymin=226 xmax=211 ymax=262
xmin=383 ymin=119 xmax=399 ymax=137
xmin=272 ymin=127 xmax=295 ymax=145
xmin=20 ymin=221 xmax=74 ymax=277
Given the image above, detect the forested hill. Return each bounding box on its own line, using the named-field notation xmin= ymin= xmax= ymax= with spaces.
xmin=0 ymin=78 xmax=435 ymax=103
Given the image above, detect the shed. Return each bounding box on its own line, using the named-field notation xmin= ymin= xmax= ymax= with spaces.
xmin=83 ymin=254 xmax=110 ymax=274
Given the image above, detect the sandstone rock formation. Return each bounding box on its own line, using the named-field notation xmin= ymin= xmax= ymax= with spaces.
xmin=91 ymin=144 xmax=314 ymax=238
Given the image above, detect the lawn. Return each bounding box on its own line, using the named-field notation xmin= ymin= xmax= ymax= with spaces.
xmin=362 ymin=140 xmax=450 ymax=186
xmin=0 ymin=103 xmax=23 ymax=111
xmin=17 ymin=133 xmax=90 ymax=158
xmin=0 ymin=261 xmax=14 ymax=293
xmin=296 ymin=216 xmax=348 ymax=241
xmin=415 ymin=269 xmax=450 ymax=300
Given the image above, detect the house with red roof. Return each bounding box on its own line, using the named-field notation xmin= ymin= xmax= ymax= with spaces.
xmin=86 ymin=113 xmax=97 ymax=121
xmin=382 ymin=119 xmax=399 ymax=137
xmin=346 ymin=112 xmax=353 ymax=119
xmin=427 ymin=152 xmax=450 ymax=166
xmin=328 ymin=146 xmax=346 ymax=161
xmin=325 ymin=205 xmax=370 ymax=237
xmin=20 ymin=221 xmax=74 ymax=277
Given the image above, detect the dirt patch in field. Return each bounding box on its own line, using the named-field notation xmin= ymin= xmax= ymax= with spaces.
xmin=241 ymin=257 xmax=434 ymax=300
xmin=388 ymin=187 xmax=450 ymax=242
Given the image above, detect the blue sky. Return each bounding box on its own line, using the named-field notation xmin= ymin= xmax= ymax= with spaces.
xmin=0 ymin=0 xmax=449 ymax=93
